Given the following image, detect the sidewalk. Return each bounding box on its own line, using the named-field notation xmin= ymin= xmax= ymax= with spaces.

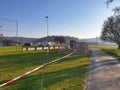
xmin=85 ymin=49 xmax=120 ymax=90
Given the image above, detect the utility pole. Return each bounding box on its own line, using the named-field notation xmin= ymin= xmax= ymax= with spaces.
xmin=45 ymin=16 xmax=48 ymax=37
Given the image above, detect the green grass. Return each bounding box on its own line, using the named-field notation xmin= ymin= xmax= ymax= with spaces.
xmin=0 ymin=46 xmax=89 ymax=90
xmin=89 ymin=45 xmax=120 ymax=59
xmin=88 ymin=45 xmax=117 ymax=49
xmin=0 ymin=46 xmax=22 ymax=55
xmin=102 ymin=49 xmax=120 ymax=58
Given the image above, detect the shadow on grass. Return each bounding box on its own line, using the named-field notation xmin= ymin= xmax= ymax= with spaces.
xmin=102 ymin=49 xmax=120 ymax=59
xmin=0 ymin=54 xmax=89 ymax=90
xmin=0 ymin=51 xmax=65 ymax=83
xmin=0 ymin=51 xmax=64 ymax=67
xmin=57 ymin=54 xmax=89 ymax=63
xmin=88 ymin=49 xmax=120 ymax=75
xmin=1 ymin=64 xmax=88 ymax=90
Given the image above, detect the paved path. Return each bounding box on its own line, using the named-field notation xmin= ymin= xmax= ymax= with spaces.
xmin=86 ymin=49 xmax=120 ymax=90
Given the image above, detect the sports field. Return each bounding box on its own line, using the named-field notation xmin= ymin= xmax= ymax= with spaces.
xmin=0 ymin=46 xmax=89 ymax=90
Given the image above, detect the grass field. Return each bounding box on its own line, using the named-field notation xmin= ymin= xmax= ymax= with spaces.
xmin=88 ymin=45 xmax=117 ymax=49
xmin=0 ymin=46 xmax=22 ymax=55
xmin=100 ymin=46 xmax=120 ymax=60
xmin=89 ymin=45 xmax=120 ymax=60
xmin=0 ymin=46 xmax=89 ymax=90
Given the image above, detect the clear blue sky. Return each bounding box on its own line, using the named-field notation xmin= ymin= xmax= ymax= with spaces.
xmin=0 ymin=0 xmax=118 ymax=39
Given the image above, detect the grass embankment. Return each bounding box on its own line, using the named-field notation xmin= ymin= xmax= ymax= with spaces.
xmin=0 ymin=46 xmax=89 ymax=90
xmin=88 ymin=45 xmax=117 ymax=49
xmin=102 ymin=49 xmax=120 ymax=59
xmin=89 ymin=45 xmax=120 ymax=59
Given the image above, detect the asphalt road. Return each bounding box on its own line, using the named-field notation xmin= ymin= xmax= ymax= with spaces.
xmin=85 ymin=49 xmax=120 ymax=90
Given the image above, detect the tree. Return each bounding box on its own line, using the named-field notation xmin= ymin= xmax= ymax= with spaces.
xmin=101 ymin=15 xmax=120 ymax=49
xmin=0 ymin=33 xmax=5 ymax=42
xmin=54 ymin=36 xmax=66 ymax=44
xmin=54 ymin=36 xmax=66 ymax=53
xmin=106 ymin=0 xmax=114 ymax=5
xmin=101 ymin=0 xmax=120 ymax=49
xmin=106 ymin=0 xmax=120 ymax=15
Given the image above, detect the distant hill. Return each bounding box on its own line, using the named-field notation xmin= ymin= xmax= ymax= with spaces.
xmin=3 ymin=36 xmax=116 ymax=45
xmin=5 ymin=37 xmax=37 ymax=43
xmin=3 ymin=36 xmax=80 ymax=44
xmin=33 ymin=36 xmax=80 ymax=44
xmin=80 ymin=37 xmax=116 ymax=45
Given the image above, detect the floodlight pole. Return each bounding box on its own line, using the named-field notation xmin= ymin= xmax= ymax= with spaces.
xmin=45 ymin=16 xmax=49 ymax=53
xmin=0 ymin=18 xmax=18 ymax=52
xmin=41 ymin=16 xmax=49 ymax=90
xmin=16 ymin=21 xmax=18 ymax=52
xmin=45 ymin=16 xmax=48 ymax=37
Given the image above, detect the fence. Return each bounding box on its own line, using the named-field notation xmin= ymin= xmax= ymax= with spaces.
xmin=23 ymin=46 xmax=60 ymax=51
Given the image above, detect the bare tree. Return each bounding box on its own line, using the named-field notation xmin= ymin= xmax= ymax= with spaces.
xmin=106 ymin=0 xmax=120 ymax=15
xmin=101 ymin=15 xmax=120 ymax=49
xmin=106 ymin=0 xmax=114 ymax=5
